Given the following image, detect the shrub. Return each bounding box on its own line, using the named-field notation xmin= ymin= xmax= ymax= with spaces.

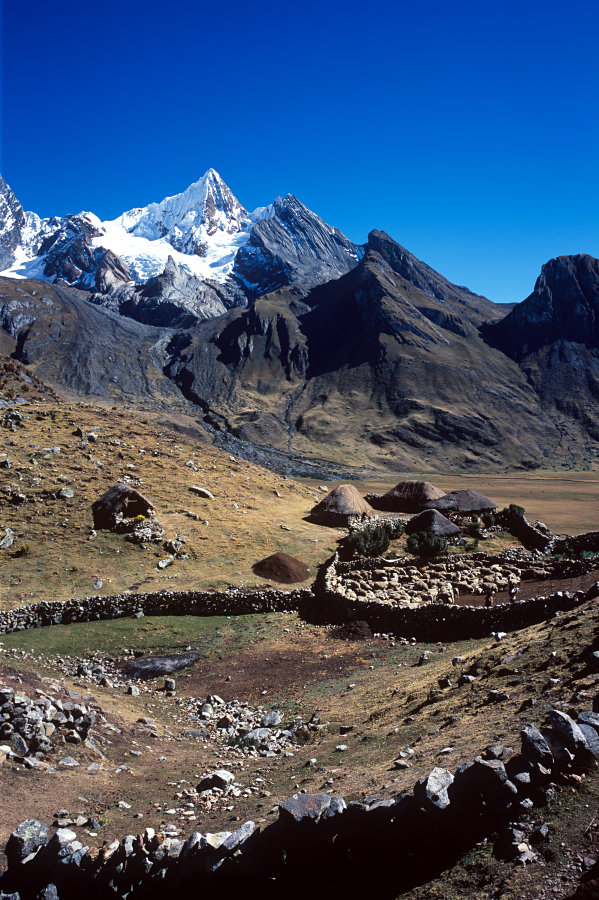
xmin=466 ymin=515 xmax=483 ymax=538
xmin=406 ymin=531 xmax=447 ymax=559
xmin=503 ymin=503 xmax=525 ymax=519
xmin=481 ymin=511 xmax=495 ymax=528
xmin=338 ymin=520 xmax=402 ymax=559
xmin=343 ymin=524 xmax=391 ymax=558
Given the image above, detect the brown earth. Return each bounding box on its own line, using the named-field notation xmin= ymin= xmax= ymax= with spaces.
xmin=251 ymin=552 xmax=310 ymax=585
xmin=3 ymin=593 xmax=599 ymax=899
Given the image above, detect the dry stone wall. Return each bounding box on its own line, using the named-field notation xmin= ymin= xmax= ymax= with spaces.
xmin=2 ymin=699 xmax=599 ymax=899
xmin=310 ymin=552 xmax=599 ymax=640
xmin=554 ymin=531 xmax=599 ymax=555
xmin=0 ymin=588 xmax=307 ymax=636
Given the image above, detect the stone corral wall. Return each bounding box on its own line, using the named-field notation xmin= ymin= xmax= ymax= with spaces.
xmin=494 ymin=510 xmax=555 ymax=552
xmin=554 ymin=531 xmax=599 ymax=555
xmin=0 ymin=588 xmax=308 ymax=635
xmin=309 ymin=552 xmax=599 ymax=640
xmin=2 ymin=702 xmax=599 ymax=899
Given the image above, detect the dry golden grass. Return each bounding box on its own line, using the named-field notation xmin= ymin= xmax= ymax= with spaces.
xmin=0 ymin=400 xmax=342 ymax=609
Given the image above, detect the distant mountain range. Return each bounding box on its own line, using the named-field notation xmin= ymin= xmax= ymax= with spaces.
xmin=0 ymin=171 xmax=361 ymax=326
xmin=0 ymin=171 xmax=597 ymax=474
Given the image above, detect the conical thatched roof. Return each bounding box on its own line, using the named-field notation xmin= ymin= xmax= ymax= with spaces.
xmin=92 ymin=483 xmax=156 ymax=530
xmin=405 ymin=509 xmax=462 ymax=537
xmin=374 ymin=480 xmax=446 ymax=512
xmin=423 ymin=488 xmax=496 ymax=514
xmin=310 ymin=484 xmax=374 ymax=526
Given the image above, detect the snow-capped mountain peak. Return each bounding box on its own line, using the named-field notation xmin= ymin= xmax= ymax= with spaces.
xmin=0 ymin=170 xmax=362 ymax=323
xmin=115 ymin=168 xmax=251 ymax=253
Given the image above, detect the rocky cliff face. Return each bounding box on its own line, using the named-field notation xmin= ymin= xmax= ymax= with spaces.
xmin=92 ymin=256 xmax=237 ymax=328
xmin=0 ymin=172 xmax=361 ymax=325
xmin=485 ymin=254 xmax=599 ymax=357
xmin=366 ymin=230 xmax=503 ymax=328
xmin=0 ymin=178 xmax=26 ymax=270
xmin=233 ymin=194 xmax=361 ymax=296
xmin=484 ymin=254 xmax=599 ymax=448
xmin=39 ymin=214 xmax=131 ymax=290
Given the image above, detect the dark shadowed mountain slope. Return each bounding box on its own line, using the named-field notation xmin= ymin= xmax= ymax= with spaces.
xmin=365 ymin=231 xmax=504 ymax=327
xmin=165 ymin=235 xmax=559 ymax=470
xmin=485 ymin=254 xmax=599 ymax=443
xmin=233 ymin=194 xmax=361 ymax=298
xmin=485 ymin=254 xmax=599 ymax=357
xmin=0 ymin=278 xmax=183 ymax=408
xmin=5 ymin=244 xmax=599 ymax=473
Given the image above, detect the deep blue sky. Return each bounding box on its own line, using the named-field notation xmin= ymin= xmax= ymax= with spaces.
xmin=2 ymin=0 xmax=598 ymax=302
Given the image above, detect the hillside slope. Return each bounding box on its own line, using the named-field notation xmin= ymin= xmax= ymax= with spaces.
xmin=166 ymin=233 xmax=559 ymax=470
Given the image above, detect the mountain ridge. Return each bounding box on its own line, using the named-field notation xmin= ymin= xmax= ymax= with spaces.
xmin=1 ymin=174 xmax=598 ymax=473
xmin=0 ymin=171 xmax=363 ymax=325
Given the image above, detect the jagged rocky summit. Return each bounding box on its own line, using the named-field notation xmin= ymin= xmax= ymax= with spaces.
xmin=0 ymin=169 xmax=362 ymax=325
xmin=484 ymin=253 xmax=599 ymax=443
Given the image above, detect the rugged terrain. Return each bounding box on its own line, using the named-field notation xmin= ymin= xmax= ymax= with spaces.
xmin=2 ymin=171 xmax=599 ymax=897
xmin=485 ymin=254 xmax=599 ymax=445
xmin=2 ymin=171 xmax=599 ymax=474
xmin=1 ymin=381 xmax=599 ymax=896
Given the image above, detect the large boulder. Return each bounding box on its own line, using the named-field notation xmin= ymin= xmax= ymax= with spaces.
xmin=520 ymin=724 xmax=554 ymax=768
xmin=278 ymin=793 xmax=346 ymax=825
xmin=414 ymin=767 xmax=454 ymax=811
xmin=5 ymin=819 xmax=48 ymax=866
xmin=450 ymin=758 xmax=517 ymax=811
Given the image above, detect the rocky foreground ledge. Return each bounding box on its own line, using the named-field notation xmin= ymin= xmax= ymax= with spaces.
xmin=2 ymin=700 xmax=599 ymax=899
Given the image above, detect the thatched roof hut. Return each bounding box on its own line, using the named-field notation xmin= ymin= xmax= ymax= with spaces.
xmin=423 ymin=488 xmax=496 ymax=514
xmin=373 ymin=480 xmax=446 ymax=512
xmin=310 ymin=484 xmax=374 ymax=526
xmin=405 ymin=509 xmax=462 ymax=537
xmin=92 ymin=483 xmax=156 ymax=530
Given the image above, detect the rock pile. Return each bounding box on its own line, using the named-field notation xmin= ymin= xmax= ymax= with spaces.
xmin=0 ymin=683 xmax=95 ymax=763
xmin=186 ymin=694 xmax=321 ymax=757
